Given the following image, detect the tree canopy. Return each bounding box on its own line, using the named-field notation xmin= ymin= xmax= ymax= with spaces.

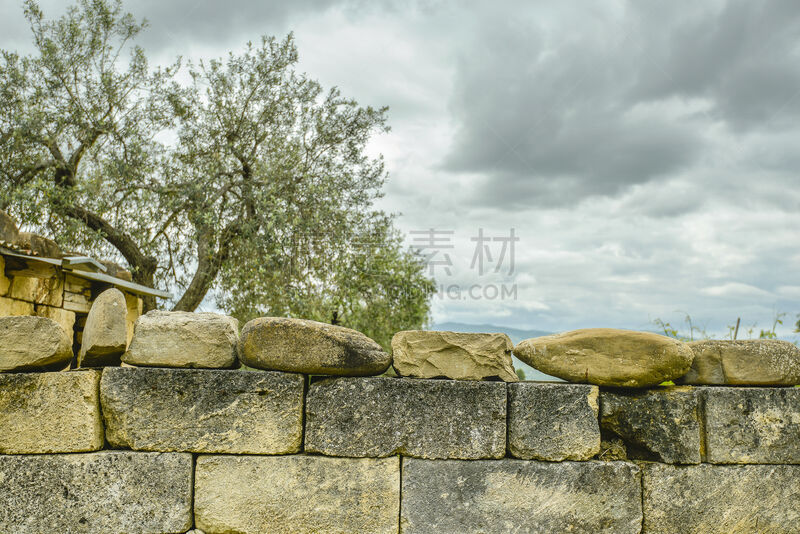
xmin=0 ymin=0 xmax=434 ymax=348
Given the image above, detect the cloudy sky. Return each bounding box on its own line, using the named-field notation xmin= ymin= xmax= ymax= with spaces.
xmin=3 ymin=0 xmax=800 ymax=337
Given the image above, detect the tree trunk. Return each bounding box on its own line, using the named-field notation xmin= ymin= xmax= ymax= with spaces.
xmin=171 ymin=229 xmax=228 ymax=312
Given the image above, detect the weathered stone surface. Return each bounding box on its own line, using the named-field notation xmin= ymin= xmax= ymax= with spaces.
xmin=643 ymin=463 xmax=800 ymax=533
xmin=123 ymin=310 xmax=239 ymax=368
xmin=0 ymin=209 xmax=19 ymax=244
xmin=62 ymin=274 xmax=91 ymax=315
xmin=78 ymin=288 xmax=128 ymax=367
xmin=677 ymin=339 xmax=800 ymax=385
xmin=392 ymin=330 xmax=518 ymax=381
xmin=306 ymin=376 xmax=506 ymax=459
xmin=239 ymin=316 xmax=390 ymax=375
xmin=508 ymin=382 xmax=600 ymax=461
xmin=16 ymin=231 xmax=61 ymax=257
xmin=704 ymin=386 xmax=800 ymax=464
xmin=0 ymin=451 xmax=193 ymax=534
xmin=124 ymin=290 xmax=142 ymax=345
xmin=195 ymin=455 xmax=400 ymax=534
xmin=401 ymin=458 xmax=642 ymax=534
xmin=600 ymin=386 xmax=701 ymax=464
xmin=35 ymin=305 xmax=76 ymax=338
xmin=0 ymin=371 xmax=103 ymax=453
xmin=7 ymin=273 xmax=63 ymax=306
xmin=100 ymin=367 xmax=304 ymax=453
xmin=514 ymin=328 xmax=694 ymax=387
xmin=0 ymin=295 xmax=34 ymax=316
xmin=0 ymin=315 xmax=72 ymax=371
xmin=0 ymin=256 xmax=10 ymax=295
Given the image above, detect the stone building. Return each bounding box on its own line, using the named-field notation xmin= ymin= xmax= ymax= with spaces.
xmin=0 ymin=210 xmax=169 ymax=356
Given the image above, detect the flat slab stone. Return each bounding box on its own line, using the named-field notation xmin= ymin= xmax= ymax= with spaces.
xmin=123 ymin=310 xmax=239 ymax=368
xmin=401 ymin=458 xmax=642 ymax=534
xmin=305 ymin=376 xmax=506 ymax=459
xmin=392 ymin=330 xmax=518 ymax=381
xmin=0 ymin=370 xmax=103 ymax=454
xmin=0 ymin=315 xmax=73 ymax=371
xmin=79 ymin=288 xmax=128 ymax=367
xmin=195 ymin=454 xmax=399 ymax=534
xmin=0 ymin=451 xmax=193 ymax=534
xmin=677 ymin=339 xmax=800 ymax=385
xmin=239 ymin=317 xmax=391 ymax=375
xmin=100 ymin=367 xmax=304 ymax=453
xmin=600 ymin=386 xmax=701 ymax=464
xmin=643 ymin=463 xmax=800 ymax=533
xmin=513 ymin=328 xmax=693 ymax=387
xmin=508 ymin=382 xmax=600 ymax=461
xmin=704 ymin=386 xmax=800 ymax=464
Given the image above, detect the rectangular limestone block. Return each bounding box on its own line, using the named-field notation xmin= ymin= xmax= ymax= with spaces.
xmin=0 ymin=371 xmax=103 ymax=453
xmin=0 ymin=255 xmax=9 ymax=295
xmin=0 ymin=451 xmax=193 ymax=534
xmin=600 ymin=386 xmax=702 ymax=464
xmin=704 ymin=386 xmax=800 ymax=464
xmin=643 ymin=463 xmax=800 ymax=533
xmin=8 ymin=273 xmax=63 ymax=306
xmin=195 ymin=454 xmax=400 ymax=534
xmin=305 ymin=376 xmax=507 ymax=459
xmin=508 ymin=382 xmax=600 ymax=461
xmin=0 ymin=295 xmax=34 ymax=316
xmin=401 ymin=458 xmax=642 ymax=534
xmin=35 ymin=305 xmax=76 ymax=337
xmin=100 ymin=367 xmax=304 ymax=453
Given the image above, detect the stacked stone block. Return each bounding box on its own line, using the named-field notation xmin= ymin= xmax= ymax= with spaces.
xmin=0 ymin=316 xmax=799 ymax=533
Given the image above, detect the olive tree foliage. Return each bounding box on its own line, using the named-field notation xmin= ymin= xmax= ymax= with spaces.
xmin=0 ymin=0 xmax=435 ymax=346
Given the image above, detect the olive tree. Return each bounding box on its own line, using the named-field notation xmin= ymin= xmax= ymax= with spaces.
xmin=0 ymin=0 xmax=434 ymax=346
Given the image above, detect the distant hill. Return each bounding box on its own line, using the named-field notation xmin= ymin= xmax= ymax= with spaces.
xmin=428 ymin=322 xmax=561 ymax=381
xmin=431 ymin=322 xmax=552 ymax=345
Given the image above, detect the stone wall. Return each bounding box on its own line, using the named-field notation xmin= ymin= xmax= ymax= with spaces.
xmin=0 ymin=316 xmax=799 ymax=533
xmin=0 ymin=253 xmax=143 ymax=351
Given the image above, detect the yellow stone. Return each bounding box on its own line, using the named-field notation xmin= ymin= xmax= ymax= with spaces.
xmin=514 ymin=328 xmax=694 ymax=388
xmin=0 ymin=256 xmax=10 ymax=295
xmin=0 ymin=296 xmax=34 ymax=316
xmin=124 ymin=291 xmax=143 ymax=345
xmin=0 ymin=370 xmax=103 ymax=453
xmin=195 ymin=455 xmax=400 ymax=534
xmin=36 ymin=305 xmax=76 ymax=338
xmin=7 ymin=273 xmax=63 ymax=306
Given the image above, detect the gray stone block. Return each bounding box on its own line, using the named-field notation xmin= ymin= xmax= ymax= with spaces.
xmin=704 ymin=386 xmax=800 ymax=464
xmin=401 ymin=458 xmax=642 ymax=534
xmin=305 ymin=376 xmax=506 ymax=459
xmin=100 ymin=367 xmax=304 ymax=454
xmin=508 ymin=382 xmax=600 ymax=461
xmin=0 ymin=451 xmax=193 ymax=534
xmin=195 ymin=454 xmax=400 ymax=534
xmin=0 ymin=370 xmax=103 ymax=454
xmin=600 ymin=386 xmax=701 ymax=464
xmin=643 ymin=463 xmax=800 ymax=533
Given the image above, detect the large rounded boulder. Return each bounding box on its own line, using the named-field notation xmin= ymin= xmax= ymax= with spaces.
xmin=513 ymin=328 xmax=694 ymax=388
xmin=239 ymin=317 xmax=390 ymax=375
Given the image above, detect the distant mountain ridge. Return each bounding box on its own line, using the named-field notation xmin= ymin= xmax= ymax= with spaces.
xmin=430 ymin=322 xmax=551 ymax=345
